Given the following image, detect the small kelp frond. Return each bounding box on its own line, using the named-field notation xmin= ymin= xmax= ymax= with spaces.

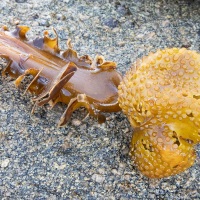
xmin=0 ymin=25 xmax=122 ymax=126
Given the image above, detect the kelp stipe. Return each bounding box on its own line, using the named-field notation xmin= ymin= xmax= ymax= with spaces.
xmin=0 ymin=25 xmax=122 ymax=126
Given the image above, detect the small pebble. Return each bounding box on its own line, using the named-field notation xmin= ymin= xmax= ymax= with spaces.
xmin=15 ymin=0 xmax=27 ymax=3
xmin=1 ymin=158 xmax=10 ymax=168
xmin=39 ymin=19 xmax=50 ymax=27
xmin=104 ymin=17 xmax=119 ymax=28
xmin=53 ymin=162 xmax=66 ymax=170
xmin=92 ymin=174 xmax=105 ymax=183
xmin=72 ymin=119 xmax=82 ymax=126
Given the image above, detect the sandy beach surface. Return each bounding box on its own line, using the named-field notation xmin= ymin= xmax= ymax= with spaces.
xmin=0 ymin=0 xmax=199 ymax=199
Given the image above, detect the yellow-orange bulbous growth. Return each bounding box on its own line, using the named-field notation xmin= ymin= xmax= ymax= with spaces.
xmin=118 ymin=48 xmax=200 ymax=178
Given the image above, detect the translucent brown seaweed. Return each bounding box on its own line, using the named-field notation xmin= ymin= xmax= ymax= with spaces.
xmin=0 ymin=25 xmax=122 ymax=126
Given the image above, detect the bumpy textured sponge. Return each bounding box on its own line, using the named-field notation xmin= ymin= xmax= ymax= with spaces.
xmin=118 ymin=48 xmax=200 ymax=178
